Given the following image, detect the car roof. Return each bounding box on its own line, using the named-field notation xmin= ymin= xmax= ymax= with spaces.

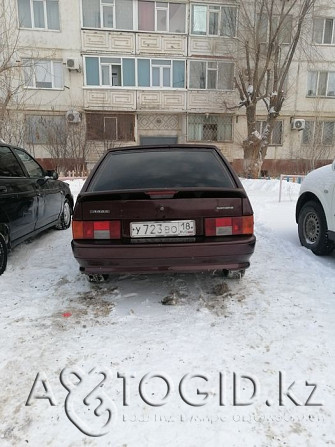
xmin=0 ymin=143 xmax=29 ymax=153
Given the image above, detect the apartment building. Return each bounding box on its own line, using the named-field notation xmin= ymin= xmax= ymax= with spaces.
xmin=9 ymin=0 xmax=335 ymax=174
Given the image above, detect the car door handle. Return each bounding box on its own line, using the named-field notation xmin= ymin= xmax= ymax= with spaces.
xmin=0 ymin=186 xmax=7 ymax=192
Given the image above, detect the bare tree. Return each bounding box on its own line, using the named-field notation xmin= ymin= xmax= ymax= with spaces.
xmin=34 ymin=115 xmax=89 ymax=174
xmin=0 ymin=0 xmax=40 ymax=145
xmin=0 ymin=0 xmax=35 ymax=142
xmin=233 ymin=0 xmax=316 ymax=178
xmin=0 ymin=0 xmax=22 ymax=140
xmin=66 ymin=121 xmax=89 ymax=174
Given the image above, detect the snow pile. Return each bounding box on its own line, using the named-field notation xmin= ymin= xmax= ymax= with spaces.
xmin=0 ymin=178 xmax=333 ymax=446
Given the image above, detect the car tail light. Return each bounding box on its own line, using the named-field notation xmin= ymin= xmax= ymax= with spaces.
xmin=205 ymin=216 xmax=254 ymax=236
xmin=72 ymin=221 xmax=121 ymax=240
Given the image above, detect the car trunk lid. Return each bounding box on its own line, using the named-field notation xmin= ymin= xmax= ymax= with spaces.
xmin=74 ymin=188 xmax=252 ymax=239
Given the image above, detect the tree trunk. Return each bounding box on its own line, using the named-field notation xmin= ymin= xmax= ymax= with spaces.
xmin=243 ymin=137 xmax=264 ymax=178
xmin=242 ymin=103 xmax=276 ymax=178
xmin=242 ymin=103 xmax=263 ymax=178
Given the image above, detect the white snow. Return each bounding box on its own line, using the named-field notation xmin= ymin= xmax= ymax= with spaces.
xmin=0 ymin=178 xmax=334 ymax=446
xmin=251 ymin=130 xmax=262 ymax=141
xmin=247 ymin=85 xmax=254 ymax=95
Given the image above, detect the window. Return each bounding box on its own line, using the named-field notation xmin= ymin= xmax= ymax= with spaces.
xmin=322 ymin=122 xmax=335 ymax=145
xmin=191 ymin=4 xmax=237 ymax=37
xmin=86 ymin=113 xmax=135 ymax=141
xmin=17 ymin=0 xmax=60 ymax=30
xmin=25 ymin=115 xmax=66 ymax=145
xmin=307 ymin=71 xmax=335 ymax=97
xmin=258 ymin=14 xmax=293 ymax=44
xmin=101 ymin=58 xmax=122 ymax=86
xmin=302 ymin=120 xmax=314 ymax=145
xmin=152 ymin=60 xmax=171 ymax=87
xmin=23 ymin=59 xmax=63 ymax=89
xmin=189 ymin=61 xmax=234 ymax=90
xmin=313 ymin=18 xmax=335 ymax=44
xmin=0 ymin=146 xmax=25 ymax=177
xmin=14 ymin=148 xmax=44 ymax=177
xmin=256 ymin=121 xmax=283 ymax=145
xmin=188 ymin=115 xmax=233 ymax=142
xmin=86 ymin=57 xmax=135 ymax=87
xmin=89 ymin=149 xmax=235 ymax=192
xmin=302 ymin=121 xmax=335 ymax=146
xmin=138 ymin=59 xmax=185 ymax=88
xmin=85 ymin=57 xmax=185 ymax=88
xmin=82 ymin=0 xmax=133 ymax=30
xmin=138 ymin=1 xmax=186 ymax=33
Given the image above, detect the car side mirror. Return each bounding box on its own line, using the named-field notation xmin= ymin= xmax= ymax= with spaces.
xmin=46 ymin=170 xmax=59 ymax=180
xmin=36 ymin=170 xmax=59 ymax=186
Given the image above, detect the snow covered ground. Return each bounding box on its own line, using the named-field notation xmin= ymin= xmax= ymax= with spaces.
xmin=0 ymin=178 xmax=334 ymax=447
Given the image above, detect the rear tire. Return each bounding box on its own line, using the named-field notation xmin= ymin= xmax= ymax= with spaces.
xmin=0 ymin=234 xmax=8 ymax=275
xmin=298 ymin=201 xmax=334 ymax=256
xmin=56 ymin=199 xmax=72 ymax=230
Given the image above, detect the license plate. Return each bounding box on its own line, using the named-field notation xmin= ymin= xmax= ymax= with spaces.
xmin=130 ymin=220 xmax=196 ymax=238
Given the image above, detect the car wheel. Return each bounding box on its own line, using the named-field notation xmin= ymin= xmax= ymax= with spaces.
xmin=56 ymin=199 xmax=72 ymax=230
xmin=298 ymin=201 xmax=334 ymax=256
xmin=0 ymin=233 xmax=8 ymax=275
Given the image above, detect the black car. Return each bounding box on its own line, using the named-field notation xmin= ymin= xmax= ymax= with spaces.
xmin=0 ymin=143 xmax=74 ymax=275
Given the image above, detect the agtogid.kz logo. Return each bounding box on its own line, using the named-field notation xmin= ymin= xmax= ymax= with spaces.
xmin=25 ymin=368 xmax=323 ymax=437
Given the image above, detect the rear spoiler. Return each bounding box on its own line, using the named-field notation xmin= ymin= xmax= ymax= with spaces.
xmin=77 ymin=188 xmax=248 ymax=202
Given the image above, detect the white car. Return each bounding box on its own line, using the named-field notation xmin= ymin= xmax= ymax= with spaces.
xmin=296 ymin=160 xmax=335 ymax=255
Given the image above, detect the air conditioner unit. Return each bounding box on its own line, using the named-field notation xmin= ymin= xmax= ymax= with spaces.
xmin=66 ymin=58 xmax=80 ymax=71
xmin=66 ymin=110 xmax=81 ymax=124
xmin=291 ymin=119 xmax=305 ymax=131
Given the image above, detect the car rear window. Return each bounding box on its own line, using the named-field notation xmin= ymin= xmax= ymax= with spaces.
xmin=89 ymin=148 xmax=236 ymax=191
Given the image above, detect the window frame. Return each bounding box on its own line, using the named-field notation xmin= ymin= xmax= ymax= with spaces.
xmin=22 ymin=59 xmax=64 ymax=90
xmin=82 ymin=0 xmax=134 ymax=30
xmin=101 ymin=0 xmax=114 ymax=28
xmin=25 ymin=115 xmax=67 ymax=145
xmin=138 ymin=1 xmax=186 ymax=33
xmin=313 ymin=17 xmax=335 ymax=45
xmin=84 ymin=56 xmax=185 ymax=89
xmin=100 ymin=57 xmax=122 ymax=86
xmin=258 ymin=13 xmax=293 ymax=45
xmin=191 ymin=4 xmax=237 ymax=37
xmin=17 ymin=0 xmax=60 ymax=30
xmin=187 ymin=114 xmax=233 ymax=142
xmin=307 ymin=71 xmax=335 ymax=98
xmin=86 ymin=113 xmax=135 ymax=141
xmin=155 ymin=2 xmax=168 ymax=32
xmin=256 ymin=120 xmax=283 ymax=146
xmin=151 ymin=60 xmax=172 ymax=87
xmin=81 ymin=0 xmax=186 ymax=33
xmin=302 ymin=120 xmax=335 ymax=146
xmin=189 ymin=60 xmax=234 ymax=91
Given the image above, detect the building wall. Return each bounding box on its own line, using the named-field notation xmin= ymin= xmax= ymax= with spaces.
xmin=7 ymin=0 xmax=335 ymax=174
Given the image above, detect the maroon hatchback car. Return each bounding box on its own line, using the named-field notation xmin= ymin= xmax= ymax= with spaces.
xmin=71 ymin=145 xmax=255 ymax=280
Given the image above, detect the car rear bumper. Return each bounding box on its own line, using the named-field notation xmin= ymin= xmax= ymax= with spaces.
xmin=71 ymin=236 xmax=256 ymax=274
